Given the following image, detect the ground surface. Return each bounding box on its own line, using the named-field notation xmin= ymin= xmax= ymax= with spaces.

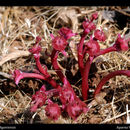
xmin=0 ymin=6 xmax=129 ymax=124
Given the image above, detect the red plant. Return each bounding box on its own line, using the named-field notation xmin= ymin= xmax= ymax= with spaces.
xmin=45 ymin=99 xmax=61 ymax=120
xmin=31 ymin=85 xmax=47 ymax=112
xmin=12 ymin=12 xmax=129 ymax=121
xmin=94 ymin=29 xmax=106 ymax=42
xmin=85 ymin=36 xmax=100 ymax=56
xmin=29 ymin=37 xmax=59 ymax=88
xmin=83 ymin=19 xmax=96 ymax=34
xmin=51 ymin=36 xmax=68 ymax=56
xmin=66 ymin=99 xmax=89 ymax=120
xmin=13 ymin=30 xmax=88 ymax=120
xmin=59 ymin=85 xmax=75 ymax=106
xmin=78 ymin=13 xmax=98 ymax=78
xmin=95 ymin=34 xmax=129 ymax=57
xmin=29 ymin=38 xmax=50 ymax=78
xmin=58 ymin=27 xmax=77 ymax=40
xmin=77 ymin=12 xmax=129 ymax=100
xmin=59 ymin=79 xmax=88 ymax=120
xmin=90 ymin=12 xmax=98 ymax=21
xmin=113 ymin=34 xmax=129 ymax=51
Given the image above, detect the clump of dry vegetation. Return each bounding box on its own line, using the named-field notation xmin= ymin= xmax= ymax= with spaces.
xmin=0 ymin=6 xmax=129 ymax=124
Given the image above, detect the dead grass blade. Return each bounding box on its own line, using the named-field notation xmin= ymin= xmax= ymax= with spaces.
xmin=0 ymin=50 xmax=30 ymax=66
xmin=101 ymin=110 xmax=130 ymax=124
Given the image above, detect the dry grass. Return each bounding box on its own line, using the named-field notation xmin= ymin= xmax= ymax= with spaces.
xmin=0 ymin=6 xmax=129 ymax=124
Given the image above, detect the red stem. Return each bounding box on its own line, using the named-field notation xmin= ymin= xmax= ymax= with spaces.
xmin=46 ymin=77 xmax=59 ymax=88
xmin=46 ymin=87 xmax=61 ymax=98
xmin=34 ymin=56 xmax=59 ymax=88
xmin=51 ymin=49 xmax=72 ymax=88
xmin=78 ymin=34 xmax=86 ymax=76
xmin=95 ymin=46 xmax=117 ymax=57
xmin=82 ymin=56 xmax=94 ymax=100
xmin=35 ymin=57 xmax=50 ymax=77
xmin=94 ymin=70 xmax=130 ymax=96
xmin=51 ymin=49 xmax=64 ymax=82
xmin=22 ymin=72 xmax=46 ymax=80
xmin=18 ymin=71 xmax=59 ymax=89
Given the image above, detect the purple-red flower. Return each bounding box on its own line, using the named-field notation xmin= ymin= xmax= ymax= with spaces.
xmin=85 ymin=36 xmax=100 ymax=56
xmin=52 ymin=36 xmax=68 ymax=51
xmin=29 ymin=36 xmax=42 ymax=59
xmin=29 ymin=45 xmax=41 ymax=59
xmin=31 ymin=85 xmax=47 ymax=112
xmin=94 ymin=29 xmax=106 ymax=42
xmin=29 ymin=44 xmax=41 ymax=55
xmin=51 ymin=36 xmax=68 ymax=56
xmin=83 ymin=19 xmax=96 ymax=34
xmin=45 ymin=99 xmax=61 ymax=120
xmin=90 ymin=12 xmax=98 ymax=21
xmin=113 ymin=34 xmax=129 ymax=51
xmin=66 ymin=99 xmax=88 ymax=120
xmin=58 ymin=27 xmax=77 ymax=40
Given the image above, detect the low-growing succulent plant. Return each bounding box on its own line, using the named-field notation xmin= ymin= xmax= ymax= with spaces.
xmin=13 ymin=12 xmax=130 ymax=121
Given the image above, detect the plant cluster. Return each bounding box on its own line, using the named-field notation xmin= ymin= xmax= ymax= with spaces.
xmin=12 ymin=12 xmax=130 ymax=121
